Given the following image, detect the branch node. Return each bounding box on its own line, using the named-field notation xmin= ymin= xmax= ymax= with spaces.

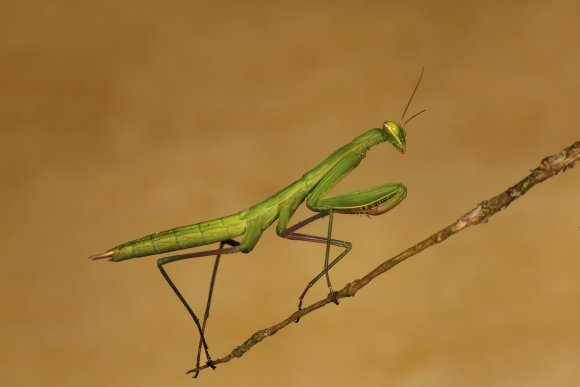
xmin=342 ymin=280 xmax=359 ymax=297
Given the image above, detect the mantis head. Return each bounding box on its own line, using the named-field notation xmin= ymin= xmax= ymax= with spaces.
xmin=382 ymin=67 xmax=425 ymax=154
xmin=383 ymin=121 xmax=407 ymax=153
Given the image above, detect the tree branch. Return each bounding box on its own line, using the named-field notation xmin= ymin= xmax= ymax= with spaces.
xmin=190 ymin=140 xmax=580 ymax=376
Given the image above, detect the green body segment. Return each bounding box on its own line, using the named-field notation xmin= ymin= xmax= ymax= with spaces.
xmin=112 ymin=215 xmax=247 ymax=261
xmin=108 ymin=124 xmax=407 ymax=262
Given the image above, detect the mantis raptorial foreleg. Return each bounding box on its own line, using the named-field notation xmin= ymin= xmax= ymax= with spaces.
xmin=157 ymin=244 xmax=241 ymax=376
xmin=281 ymin=177 xmax=406 ymax=320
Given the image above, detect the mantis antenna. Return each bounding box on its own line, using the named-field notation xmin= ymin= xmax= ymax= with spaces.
xmin=404 ymin=108 xmax=426 ymax=125
xmin=400 ymin=67 xmax=425 ymax=123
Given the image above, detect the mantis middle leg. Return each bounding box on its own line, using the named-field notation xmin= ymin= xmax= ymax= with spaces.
xmin=280 ymin=211 xmax=352 ymax=320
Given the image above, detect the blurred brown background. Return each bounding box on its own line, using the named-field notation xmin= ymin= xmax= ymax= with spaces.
xmin=1 ymin=1 xmax=579 ymax=386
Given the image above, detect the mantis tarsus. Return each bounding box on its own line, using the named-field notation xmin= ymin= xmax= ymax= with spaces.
xmin=91 ymin=70 xmax=424 ymax=376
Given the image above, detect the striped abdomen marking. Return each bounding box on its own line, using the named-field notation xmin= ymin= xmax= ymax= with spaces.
xmin=111 ymin=216 xmax=246 ymax=261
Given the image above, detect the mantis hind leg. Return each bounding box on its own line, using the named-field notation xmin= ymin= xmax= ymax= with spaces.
xmin=156 ymin=244 xmax=240 ymax=377
xmin=193 ymin=239 xmax=240 ymax=377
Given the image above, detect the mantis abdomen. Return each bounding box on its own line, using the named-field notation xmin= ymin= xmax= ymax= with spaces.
xmin=111 ymin=215 xmax=247 ymax=261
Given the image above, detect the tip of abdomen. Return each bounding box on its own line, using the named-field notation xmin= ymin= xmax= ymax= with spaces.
xmin=88 ymin=251 xmax=114 ymax=261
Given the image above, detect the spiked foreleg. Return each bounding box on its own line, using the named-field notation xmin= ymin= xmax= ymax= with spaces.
xmin=278 ymin=154 xmax=407 ymax=317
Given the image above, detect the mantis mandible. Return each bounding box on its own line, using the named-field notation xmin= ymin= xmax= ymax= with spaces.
xmin=90 ymin=70 xmax=424 ymax=376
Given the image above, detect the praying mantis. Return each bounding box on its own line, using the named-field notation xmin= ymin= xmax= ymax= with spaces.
xmin=90 ymin=70 xmax=424 ymax=377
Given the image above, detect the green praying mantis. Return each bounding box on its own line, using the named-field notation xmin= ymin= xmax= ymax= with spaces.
xmin=90 ymin=70 xmax=424 ymax=377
